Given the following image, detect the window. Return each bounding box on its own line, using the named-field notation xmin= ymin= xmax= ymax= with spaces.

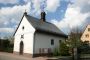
xmin=21 ymin=34 xmax=24 ymax=39
xmin=51 ymin=39 xmax=54 ymax=45
xmin=22 ymin=26 xmax=24 ymax=30
xmin=85 ymin=34 xmax=89 ymax=38
xmin=88 ymin=28 xmax=90 ymax=31
xmin=59 ymin=40 xmax=61 ymax=43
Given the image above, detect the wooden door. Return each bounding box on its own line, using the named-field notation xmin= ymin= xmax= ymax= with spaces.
xmin=19 ymin=41 xmax=24 ymax=55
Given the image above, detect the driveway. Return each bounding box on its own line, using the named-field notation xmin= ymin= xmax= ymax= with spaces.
xmin=0 ymin=52 xmax=48 ymax=60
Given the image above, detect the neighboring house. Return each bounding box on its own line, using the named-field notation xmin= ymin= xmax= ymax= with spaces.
xmin=13 ymin=11 xmax=67 ymax=57
xmin=81 ymin=25 xmax=90 ymax=42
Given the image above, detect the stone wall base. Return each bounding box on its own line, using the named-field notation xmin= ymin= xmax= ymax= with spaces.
xmin=13 ymin=51 xmax=33 ymax=58
xmin=13 ymin=51 xmax=52 ymax=58
xmin=33 ymin=53 xmax=52 ymax=57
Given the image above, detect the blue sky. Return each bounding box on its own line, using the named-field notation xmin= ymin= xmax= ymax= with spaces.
xmin=0 ymin=0 xmax=90 ymax=37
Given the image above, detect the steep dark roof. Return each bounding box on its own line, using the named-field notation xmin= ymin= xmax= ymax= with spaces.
xmin=14 ymin=13 xmax=67 ymax=38
xmin=25 ymin=14 xmax=67 ymax=38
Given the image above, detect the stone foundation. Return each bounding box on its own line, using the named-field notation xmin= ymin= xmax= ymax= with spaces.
xmin=13 ymin=51 xmax=33 ymax=58
xmin=13 ymin=51 xmax=52 ymax=58
xmin=33 ymin=53 xmax=52 ymax=57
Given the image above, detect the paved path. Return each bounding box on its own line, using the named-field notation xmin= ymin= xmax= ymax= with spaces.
xmin=0 ymin=52 xmax=48 ymax=60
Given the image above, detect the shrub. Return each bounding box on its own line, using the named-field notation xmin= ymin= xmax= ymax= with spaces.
xmin=0 ymin=39 xmax=13 ymax=53
xmin=53 ymin=48 xmax=60 ymax=56
xmin=78 ymin=41 xmax=90 ymax=54
xmin=59 ymin=42 xmax=70 ymax=56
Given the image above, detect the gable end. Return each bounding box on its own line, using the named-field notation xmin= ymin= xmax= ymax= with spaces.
xmin=13 ymin=13 xmax=27 ymax=36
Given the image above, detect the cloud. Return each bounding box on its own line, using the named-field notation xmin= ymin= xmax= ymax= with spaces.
xmin=51 ymin=0 xmax=90 ymax=34
xmin=24 ymin=0 xmax=60 ymax=13
xmin=69 ymin=0 xmax=90 ymax=13
xmin=0 ymin=0 xmax=61 ymax=37
xmin=0 ymin=2 xmax=31 ymax=15
xmin=0 ymin=0 xmax=90 ymax=36
xmin=46 ymin=0 xmax=60 ymax=12
xmin=0 ymin=2 xmax=31 ymax=34
xmin=0 ymin=0 xmax=19 ymax=4
xmin=31 ymin=0 xmax=41 ymax=16
xmin=51 ymin=8 xmax=88 ymax=33
xmin=24 ymin=0 xmax=28 ymax=2
xmin=0 ymin=28 xmax=14 ymax=33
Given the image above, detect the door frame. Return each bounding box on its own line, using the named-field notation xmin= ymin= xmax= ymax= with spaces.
xmin=19 ymin=41 xmax=24 ymax=55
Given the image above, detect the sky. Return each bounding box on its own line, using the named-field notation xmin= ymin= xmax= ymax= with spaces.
xmin=0 ymin=0 xmax=90 ymax=37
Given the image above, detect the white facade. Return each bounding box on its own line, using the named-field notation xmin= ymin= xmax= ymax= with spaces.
xmin=13 ymin=14 xmax=66 ymax=56
xmin=34 ymin=32 xmax=65 ymax=54
xmin=14 ymin=16 xmax=35 ymax=54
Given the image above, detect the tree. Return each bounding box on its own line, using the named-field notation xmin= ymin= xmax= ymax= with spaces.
xmin=3 ymin=36 xmax=14 ymax=44
xmin=59 ymin=42 xmax=70 ymax=56
xmin=66 ymin=27 xmax=82 ymax=48
xmin=66 ymin=27 xmax=83 ymax=60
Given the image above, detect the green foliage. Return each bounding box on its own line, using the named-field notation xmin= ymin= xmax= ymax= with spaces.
xmin=66 ymin=27 xmax=82 ymax=49
xmin=3 ymin=39 xmax=10 ymax=48
xmin=53 ymin=42 xmax=70 ymax=56
xmin=5 ymin=47 xmax=13 ymax=53
xmin=59 ymin=42 xmax=70 ymax=56
xmin=0 ymin=39 xmax=13 ymax=53
xmin=78 ymin=41 xmax=90 ymax=54
xmin=67 ymin=32 xmax=82 ymax=48
xmin=53 ymin=48 xmax=60 ymax=56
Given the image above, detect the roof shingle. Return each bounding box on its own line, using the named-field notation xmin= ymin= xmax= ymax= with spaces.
xmin=25 ymin=14 xmax=67 ymax=38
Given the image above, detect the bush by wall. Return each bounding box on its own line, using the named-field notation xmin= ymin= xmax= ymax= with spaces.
xmin=53 ymin=42 xmax=70 ymax=56
xmin=59 ymin=42 xmax=70 ymax=56
xmin=53 ymin=48 xmax=60 ymax=56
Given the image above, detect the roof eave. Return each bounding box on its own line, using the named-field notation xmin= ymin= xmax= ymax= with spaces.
xmin=36 ymin=29 xmax=68 ymax=38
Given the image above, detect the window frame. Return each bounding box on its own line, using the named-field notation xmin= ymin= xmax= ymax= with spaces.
xmin=51 ymin=39 xmax=54 ymax=45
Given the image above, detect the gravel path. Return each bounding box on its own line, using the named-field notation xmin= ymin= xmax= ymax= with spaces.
xmin=0 ymin=52 xmax=48 ymax=60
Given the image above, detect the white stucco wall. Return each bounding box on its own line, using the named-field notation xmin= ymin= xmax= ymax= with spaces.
xmin=14 ymin=16 xmax=35 ymax=54
xmin=34 ymin=32 xmax=66 ymax=54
